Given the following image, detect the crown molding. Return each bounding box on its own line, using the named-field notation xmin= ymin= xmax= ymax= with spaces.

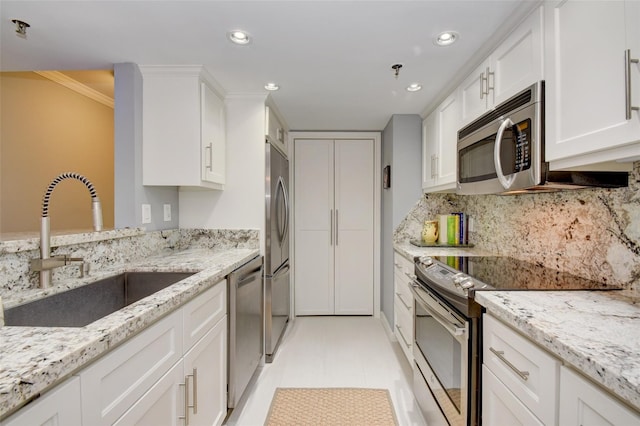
xmin=34 ymin=70 xmax=114 ymax=108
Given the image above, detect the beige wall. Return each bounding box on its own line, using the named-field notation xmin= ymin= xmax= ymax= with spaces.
xmin=0 ymin=72 xmax=114 ymax=234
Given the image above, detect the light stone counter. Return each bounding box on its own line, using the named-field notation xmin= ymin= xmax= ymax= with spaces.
xmin=475 ymin=290 xmax=640 ymax=412
xmin=0 ymin=246 xmax=259 ymax=419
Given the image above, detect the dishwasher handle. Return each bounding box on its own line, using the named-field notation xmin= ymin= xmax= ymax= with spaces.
xmin=237 ymin=264 xmax=264 ymax=288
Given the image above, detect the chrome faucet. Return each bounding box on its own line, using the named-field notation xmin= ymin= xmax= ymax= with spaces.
xmin=30 ymin=172 xmax=103 ymax=288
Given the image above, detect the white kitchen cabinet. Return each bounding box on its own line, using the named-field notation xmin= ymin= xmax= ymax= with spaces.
xmin=294 ymin=138 xmax=375 ymax=315
xmin=266 ymin=105 xmax=287 ymax=156
xmin=483 ymin=314 xmax=559 ymax=425
xmin=544 ymin=0 xmax=640 ymax=169
xmin=482 ymin=366 xmax=543 ymax=426
xmin=81 ymin=281 xmax=227 ymax=426
xmin=393 ymin=252 xmax=414 ymax=363
xmin=459 ymin=6 xmax=544 ymax=126
xmin=422 ymin=92 xmax=459 ymax=193
xmin=140 ymin=65 xmax=226 ymax=190
xmin=559 ymin=366 xmax=640 ymax=426
xmin=1 ymin=377 xmax=82 ymax=426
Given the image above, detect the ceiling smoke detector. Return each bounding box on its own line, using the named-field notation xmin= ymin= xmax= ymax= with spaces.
xmin=11 ymin=19 xmax=30 ymax=38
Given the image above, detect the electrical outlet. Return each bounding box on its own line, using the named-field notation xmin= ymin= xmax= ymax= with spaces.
xmin=163 ymin=204 xmax=171 ymax=221
xmin=141 ymin=204 xmax=151 ymax=224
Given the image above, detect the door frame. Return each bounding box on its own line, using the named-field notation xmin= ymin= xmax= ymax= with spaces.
xmin=288 ymin=131 xmax=382 ymax=319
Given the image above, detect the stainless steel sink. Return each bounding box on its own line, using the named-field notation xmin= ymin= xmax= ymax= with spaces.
xmin=4 ymin=272 xmax=194 ymax=327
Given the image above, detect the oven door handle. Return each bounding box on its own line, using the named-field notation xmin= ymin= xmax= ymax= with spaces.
xmin=411 ymin=283 xmax=466 ymax=338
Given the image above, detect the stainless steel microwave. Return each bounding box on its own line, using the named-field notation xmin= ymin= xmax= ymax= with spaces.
xmin=456 ymin=81 xmax=628 ymax=195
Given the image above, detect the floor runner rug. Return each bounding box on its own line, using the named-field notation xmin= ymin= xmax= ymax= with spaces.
xmin=265 ymin=387 xmax=399 ymax=426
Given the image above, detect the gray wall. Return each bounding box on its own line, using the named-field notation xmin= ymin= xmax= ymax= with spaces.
xmin=114 ymin=63 xmax=179 ymax=230
xmin=381 ymin=114 xmax=422 ymax=327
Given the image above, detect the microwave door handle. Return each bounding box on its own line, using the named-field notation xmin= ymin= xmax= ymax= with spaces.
xmin=494 ymin=118 xmax=517 ymax=190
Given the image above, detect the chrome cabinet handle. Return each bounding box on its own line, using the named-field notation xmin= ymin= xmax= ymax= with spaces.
xmin=205 ymin=143 xmax=213 ymax=171
xmin=480 ymin=71 xmax=485 ymax=99
xmin=486 ymin=66 xmax=495 ymax=94
xmin=395 ymin=292 xmax=412 ymax=310
xmin=335 ymin=210 xmax=339 ymax=246
xmin=625 ymin=49 xmax=639 ymax=120
xmin=395 ymin=325 xmax=411 ymax=347
xmin=330 ymin=209 xmax=333 ymax=246
xmin=192 ymin=368 xmax=198 ymax=414
xmin=404 ymin=271 xmax=416 ymax=281
xmin=179 ymin=378 xmax=190 ymax=425
xmin=489 ymin=347 xmax=530 ymax=381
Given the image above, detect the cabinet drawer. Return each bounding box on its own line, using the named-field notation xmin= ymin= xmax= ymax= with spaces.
xmin=483 ymin=314 xmax=559 ymax=426
xmin=393 ymin=252 xmax=414 ymax=276
xmin=183 ymin=279 xmax=226 ymax=350
xmin=394 ymin=299 xmax=413 ymax=362
xmin=2 ymin=377 xmax=82 ymax=426
xmin=482 ymin=365 xmax=543 ymax=426
xmin=394 ymin=273 xmax=414 ymax=313
xmin=80 ymin=310 xmax=183 ymax=426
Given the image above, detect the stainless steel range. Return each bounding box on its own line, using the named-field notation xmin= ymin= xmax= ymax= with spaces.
xmin=410 ymin=255 xmax=620 ymax=426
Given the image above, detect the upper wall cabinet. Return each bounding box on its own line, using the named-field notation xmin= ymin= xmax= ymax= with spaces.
xmin=140 ymin=66 xmax=226 ymax=190
xmin=544 ymin=0 xmax=640 ymax=169
xmin=422 ymin=92 xmax=459 ymax=193
xmin=460 ymin=6 xmax=544 ymax=126
xmin=266 ymin=105 xmax=287 ymax=157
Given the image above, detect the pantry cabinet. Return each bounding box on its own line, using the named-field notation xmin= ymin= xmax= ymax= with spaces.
xmin=140 ymin=65 xmax=226 ymax=189
xmin=422 ymin=92 xmax=459 ymax=193
xmin=459 ymin=6 xmax=544 ymax=126
xmin=1 ymin=377 xmax=82 ymax=426
xmin=294 ymin=138 xmax=375 ymax=315
xmin=544 ymin=0 xmax=640 ymax=168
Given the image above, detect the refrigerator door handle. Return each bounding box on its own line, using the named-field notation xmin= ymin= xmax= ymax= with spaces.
xmin=280 ymin=176 xmax=290 ymax=244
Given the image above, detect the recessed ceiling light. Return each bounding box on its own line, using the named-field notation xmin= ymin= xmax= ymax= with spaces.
xmin=264 ymin=83 xmax=280 ymax=91
xmin=228 ymin=30 xmax=251 ymax=45
xmin=406 ymin=83 xmax=422 ymax=92
xmin=435 ymin=31 xmax=459 ymax=46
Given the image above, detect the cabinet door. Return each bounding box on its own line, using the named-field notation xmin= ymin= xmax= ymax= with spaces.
xmin=112 ymin=361 xmax=184 ymax=426
xmin=2 ymin=377 xmax=81 ymax=426
xmin=491 ymin=6 xmax=544 ymax=106
xmin=459 ymin=60 xmax=490 ymax=126
xmin=183 ymin=316 xmax=228 ymax=426
xmin=435 ymin=93 xmax=459 ymax=188
xmin=545 ymin=0 xmax=640 ymax=163
xmin=421 ymin=114 xmax=437 ymax=190
xmin=294 ymin=139 xmax=335 ymax=315
xmin=559 ymin=366 xmax=640 ymax=426
xmin=334 ymin=139 xmax=374 ymax=315
xmin=201 ymin=82 xmax=226 ymax=186
xmin=482 ymin=366 xmax=544 ymax=426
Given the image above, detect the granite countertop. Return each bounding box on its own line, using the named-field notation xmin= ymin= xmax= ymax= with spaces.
xmin=0 ymin=246 xmax=260 ymax=419
xmin=475 ymin=290 xmax=640 ymax=412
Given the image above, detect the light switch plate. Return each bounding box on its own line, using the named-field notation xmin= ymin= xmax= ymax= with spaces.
xmin=141 ymin=204 xmax=151 ymax=224
xmin=163 ymin=204 xmax=171 ymax=221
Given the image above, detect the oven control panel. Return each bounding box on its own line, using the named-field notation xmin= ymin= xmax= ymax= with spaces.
xmin=417 ymin=256 xmax=484 ymax=296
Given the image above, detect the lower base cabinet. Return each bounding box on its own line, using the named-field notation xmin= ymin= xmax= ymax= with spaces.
xmin=1 ymin=377 xmax=82 ymax=426
xmin=2 ymin=280 xmax=228 ymax=426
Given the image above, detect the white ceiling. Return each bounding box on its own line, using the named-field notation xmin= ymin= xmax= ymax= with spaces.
xmin=0 ymin=1 xmax=536 ymax=131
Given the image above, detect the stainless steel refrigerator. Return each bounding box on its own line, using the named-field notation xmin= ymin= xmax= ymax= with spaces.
xmin=265 ymin=141 xmax=290 ymax=362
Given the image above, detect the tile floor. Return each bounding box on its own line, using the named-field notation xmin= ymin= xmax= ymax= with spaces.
xmin=225 ymin=316 xmax=427 ymax=426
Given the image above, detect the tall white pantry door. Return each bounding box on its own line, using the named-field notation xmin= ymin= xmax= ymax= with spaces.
xmin=294 ymin=138 xmax=374 ymax=315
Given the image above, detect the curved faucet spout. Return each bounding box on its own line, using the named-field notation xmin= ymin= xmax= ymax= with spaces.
xmin=36 ymin=172 xmax=103 ymax=288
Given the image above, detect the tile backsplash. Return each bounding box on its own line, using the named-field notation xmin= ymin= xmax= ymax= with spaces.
xmin=396 ymin=162 xmax=640 ymax=292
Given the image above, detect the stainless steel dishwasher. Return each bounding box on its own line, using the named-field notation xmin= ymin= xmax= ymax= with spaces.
xmin=227 ymin=255 xmax=264 ymax=410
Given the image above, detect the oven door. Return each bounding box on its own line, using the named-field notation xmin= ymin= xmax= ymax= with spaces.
xmin=411 ymin=282 xmax=470 ymax=426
